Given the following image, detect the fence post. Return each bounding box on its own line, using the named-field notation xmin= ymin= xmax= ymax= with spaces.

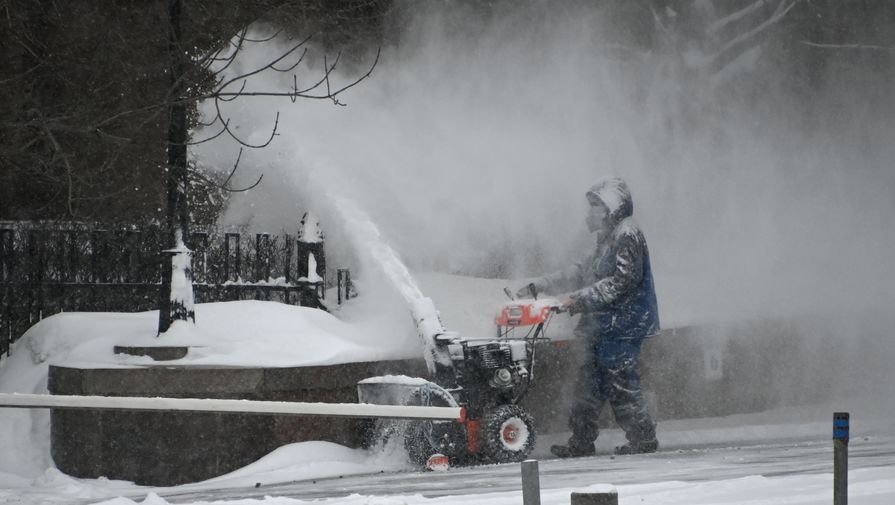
xmin=224 ymin=233 xmax=240 ymax=283
xmin=89 ymin=230 xmax=108 ymax=310
xmin=67 ymin=230 xmax=79 ymax=283
xmin=283 ymin=234 xmax=293 ymax=304
xmin=337 ymin=269 xmax=353 ymax=305
xmin=296 ymin=213 xmax=325 ymax=279
xmin=0 ymin=229 xmax=12 ymax=283
xmin=834 ymin=412 xmax=849 ymax=505
xmin=27 ymin=230 xmax=45 ymax=322
xmin=344 ymin=269 xmax=350 ymax=300
xmin=255 ymin=233 xmax=271 ymax=282
xmin=521 ymin=459 xmax=541 ymax=505
xmin=296 ymin=212 xmax=325 ymax=307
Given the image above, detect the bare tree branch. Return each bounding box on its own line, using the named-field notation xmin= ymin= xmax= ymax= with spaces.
xmin=799 ymin=41 xmax=895 ymax=52
xmin=194 ymin=147 xmax=264 ymax=193
xmin=0 ymin=62 xmax=43 ymax=85
xmin=212 ymin=95 xmax=280 ymax=149
xmin=215 ymin=32 xmax=316 ymax=94
xmin=708 ymin=0 xmax=769 ymax=37
xmin=207 ymin=46 xmax=380 ymax=102
xmin=39 ymin=119 xmax=76 ymax=217
xmin=186 ymin=118 xmax=230 ymax=146
xmin=198 ymin=27 xmax=248 ymax=74
xmin=241 ymin=29 xmax=283 ymax=44
xmin=217 ymin=80 xmax=247 ymax=102
xmin=703 ymin=0 xmax=798 ymax=72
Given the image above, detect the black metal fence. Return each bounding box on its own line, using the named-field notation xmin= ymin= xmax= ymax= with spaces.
xmin=0 ymin=222 xmax=332 ymax=363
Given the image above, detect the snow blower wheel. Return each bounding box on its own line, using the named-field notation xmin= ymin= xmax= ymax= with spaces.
xmin=480 ymin=404 xmax=535 ymax=463
xmin=404 ymin=418 xmax=466 ymax=466
xmin=403 ymin=389 xmax=466 ymax=466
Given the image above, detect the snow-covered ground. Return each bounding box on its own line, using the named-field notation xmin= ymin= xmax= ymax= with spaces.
xmin=2 ymin=409 xmax=894 ymax=505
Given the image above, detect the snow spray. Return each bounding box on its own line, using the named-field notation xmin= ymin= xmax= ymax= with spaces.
xmin=330 ymin=195 xmax=451 ymax=375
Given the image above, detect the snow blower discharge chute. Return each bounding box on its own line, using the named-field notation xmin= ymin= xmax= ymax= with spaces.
xmin=357 ymin=285 xmax=563 ymax=469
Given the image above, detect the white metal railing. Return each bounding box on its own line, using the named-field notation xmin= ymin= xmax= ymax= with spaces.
xmin=0 ymin=393 xmax=462 ymax=420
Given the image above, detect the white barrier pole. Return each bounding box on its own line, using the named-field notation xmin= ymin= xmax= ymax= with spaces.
xmin=0 ymin=393 xmax=462 ymax=420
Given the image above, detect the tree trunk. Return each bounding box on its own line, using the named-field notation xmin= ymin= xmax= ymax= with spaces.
xmin=158 ymin=0 xmax=195 ymax=335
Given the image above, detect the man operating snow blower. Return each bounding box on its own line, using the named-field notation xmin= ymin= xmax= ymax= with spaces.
xmin=516 ymin=176 xmax=660 ymax=457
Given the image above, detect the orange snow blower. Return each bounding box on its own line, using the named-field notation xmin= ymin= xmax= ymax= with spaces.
xmin=358 ymin=283 xmax=564 ymax=467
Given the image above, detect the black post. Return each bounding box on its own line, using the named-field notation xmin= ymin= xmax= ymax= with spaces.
xmin=123 ymin=231 xmax=138 ymax=283
xmin=66 ymin=231 xmax=78 ymax=283
xmin=29 ymin=231 xmax=45 ymax=323
xmin=344 ymin=269 xmax=350 ymax=300
xmin=158 ymin=0 xmax=195 ymax=335
xmin=0 ymin=229 xmax=12 ymax=283
xmin=224 ymin=233 xmax=241 ymax=282
xmin=89 ymin=230 xmax=105 ymax=283
xmin=283 ymin=234 xmax=293 ymax=304
xmin=191 ymin=232 xmax=209 ymax=284
xmin=834 ymin=412 xmax=849 ymax=505
xmin=255 ymin=233 xmax=271 ymax=282
xmin=255 ymin=233 xmax=271 ymax=301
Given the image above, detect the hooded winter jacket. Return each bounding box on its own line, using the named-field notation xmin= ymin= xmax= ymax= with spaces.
xmin=531 ymin=178 xmax=660 ymax=351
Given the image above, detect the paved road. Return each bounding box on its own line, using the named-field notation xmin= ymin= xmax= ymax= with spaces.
xmin=158 ymin=436 xmax=895 ymax=503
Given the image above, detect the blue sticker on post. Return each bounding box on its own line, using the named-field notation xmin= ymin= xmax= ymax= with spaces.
xmin=833 ymin=412 xmax=849 ymax=441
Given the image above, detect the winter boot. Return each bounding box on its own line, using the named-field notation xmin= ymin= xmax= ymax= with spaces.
xmin=550 ymin=440 xmax=596 ymax=458
xmin=613 ymin=438 xmax=658 ymax=455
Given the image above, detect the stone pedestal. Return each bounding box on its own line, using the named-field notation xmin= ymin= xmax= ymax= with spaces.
xmin=48 ymin=358 xmax=427 ymax=486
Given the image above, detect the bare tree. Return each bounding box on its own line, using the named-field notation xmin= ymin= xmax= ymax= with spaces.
xmin=157 ymin=0 xmax=378 ymax=334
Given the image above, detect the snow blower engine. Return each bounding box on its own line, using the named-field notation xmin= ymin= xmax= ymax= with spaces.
xmin=357 ymin=284 xmax=563 ymax=468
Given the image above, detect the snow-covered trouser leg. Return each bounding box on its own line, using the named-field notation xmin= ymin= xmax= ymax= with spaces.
xmin=604 ymin=354 xmax=656 ymax=444
xmin=566 ymin=360 xmax=605 ymax=447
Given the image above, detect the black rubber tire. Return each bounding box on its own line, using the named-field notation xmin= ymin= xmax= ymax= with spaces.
xmin=402 ymin=389 xmax=465 ymax=466
xmin=480 ymin=404 xmax=536 ymax=463
xmin=403 ymin=420 xmax=434 ymax=466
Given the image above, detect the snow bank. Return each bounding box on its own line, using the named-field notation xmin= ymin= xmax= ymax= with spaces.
xmin=189 ymin=441 xmax=407 ymax=490
xmin=24 ymin=300 xmax=421 ymax=370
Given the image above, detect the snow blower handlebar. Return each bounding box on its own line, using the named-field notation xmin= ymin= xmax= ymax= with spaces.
xmin=506 ymin=283 xmax=539 ymax=301
xmin=495 ymin=297 xmax=564 ymax=328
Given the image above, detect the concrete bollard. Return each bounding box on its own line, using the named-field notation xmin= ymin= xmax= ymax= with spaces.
xmin=571 ymin=485 xmax=618 ymax=505
xmin=521 ymin=459 xmax=541 ymax=505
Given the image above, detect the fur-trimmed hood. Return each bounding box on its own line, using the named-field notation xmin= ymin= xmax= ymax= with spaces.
xmin=586 ymin=177 xmax=633 ymax=226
